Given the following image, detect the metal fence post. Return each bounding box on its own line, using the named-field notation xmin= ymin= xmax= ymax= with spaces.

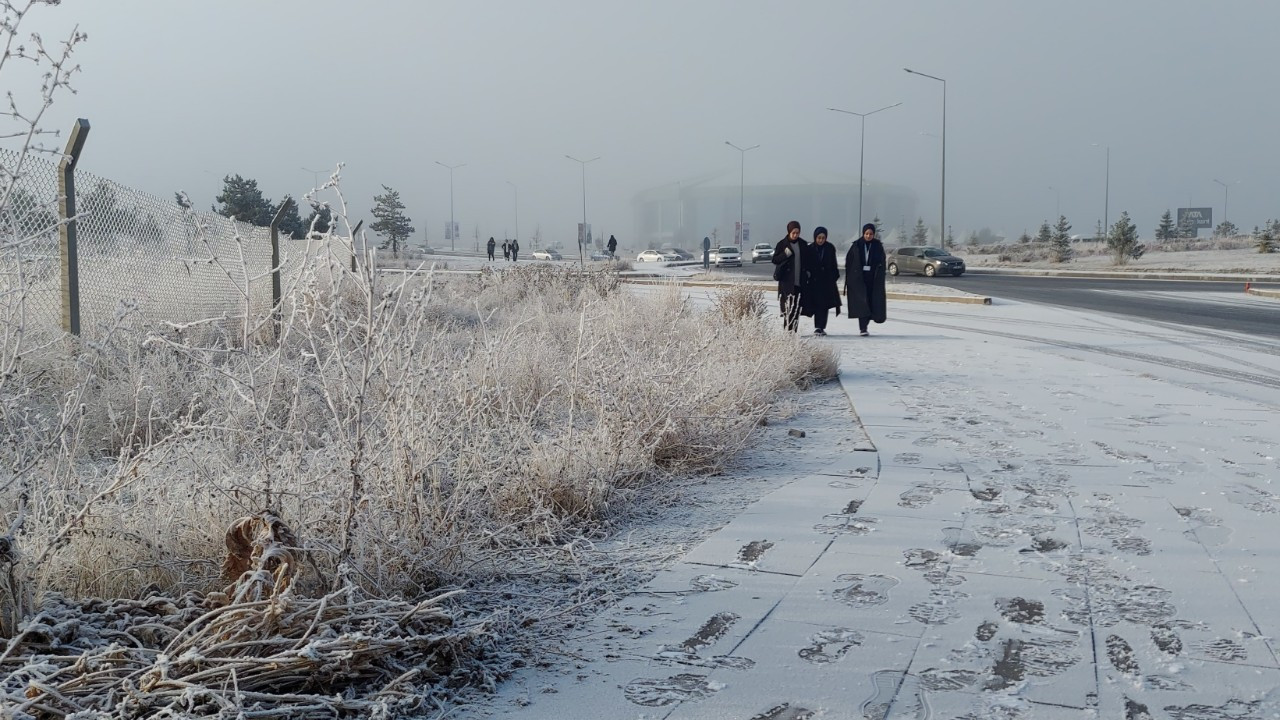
xmin=269 ymin=196 xmax=295 ymax=335
xmin=58 ymin=118 xmax=90 ymax=336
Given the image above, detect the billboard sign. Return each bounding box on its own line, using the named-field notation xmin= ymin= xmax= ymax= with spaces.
xmin=444 ymin=221 xmax=459 ymax=240
xmin=1177 ymin=207 xmax=1212 ymax=233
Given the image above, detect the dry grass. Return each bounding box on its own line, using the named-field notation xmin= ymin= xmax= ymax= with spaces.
xmin=1 ymin=225 xmax=837 ymax=714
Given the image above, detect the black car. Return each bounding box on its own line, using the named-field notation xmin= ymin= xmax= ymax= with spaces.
xmin=662 ymin=248 xmax=694 ymax=261
xmin=887 ymin=246 xmax=965 ymax=277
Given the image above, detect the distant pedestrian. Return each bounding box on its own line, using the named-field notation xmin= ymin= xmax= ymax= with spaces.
xmin=845 ymin=223 xmax=887 ymax=336
xmin=607 ymin=234 xmax=618 ymax=258
xmin=702 ymin=236 xmax=712 ymax=270
xmin=772 ymin=221 xmax=807 ymax=332
xmin=802 ymin=226 xmax=841 ymax=336
xmin=510 ymin=239 xmax=520 ymax=262
xmin=487 ymin=236 xmax=496 ymax=261
xmin=502 ymin=240 xmax=510 ymax=261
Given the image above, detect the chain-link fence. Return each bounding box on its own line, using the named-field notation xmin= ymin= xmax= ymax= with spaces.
xmin=2 ymin=143 xmax=310 ymax=341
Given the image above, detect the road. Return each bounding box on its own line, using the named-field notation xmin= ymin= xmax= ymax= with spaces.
xmin=732 ymin=261 xmax=1278 ymax=339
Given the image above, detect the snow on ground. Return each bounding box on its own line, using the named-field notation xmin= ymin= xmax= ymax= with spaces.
xmin=452 ymin=285 xmax=1280 ymax=719
xmin=962 ymin=243 xmax=1280 ymax=275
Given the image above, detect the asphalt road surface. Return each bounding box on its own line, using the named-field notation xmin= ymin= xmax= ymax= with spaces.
xmin=732 ymin=261 xmax=1278 ymax=339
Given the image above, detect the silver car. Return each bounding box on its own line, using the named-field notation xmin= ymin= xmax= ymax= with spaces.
xmin=887 ymin=246 xmax=965 ymax=277
xmin=750 ymin=242 xmax=773 ymax=263
xmin=709 ymin=246 xmax=742 ymax=267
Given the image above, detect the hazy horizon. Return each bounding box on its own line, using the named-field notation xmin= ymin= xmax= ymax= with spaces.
xmin=11 ymin=1 xmax=1279 ymax=247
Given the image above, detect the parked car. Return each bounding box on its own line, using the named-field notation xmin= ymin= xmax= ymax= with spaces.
xmin=590 ymin=249 xmax=614 ymax=261
xmin=708 ymin=245 xmax=742 ymax=267
xmin=531 ymin=249 xmax=563 ymax=261
xmin=750 ymin=242 xmax=774 ymax=263
xmin=636 ymin=249 xmax=678 ymax=262
xmin=662 ymin=247 xmax=694 ymax=261
xmin=887 ymin=246 xmax=965 ymax=277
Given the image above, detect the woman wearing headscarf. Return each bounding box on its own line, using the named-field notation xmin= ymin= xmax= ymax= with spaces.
xmin=801 ymin=226 xmax=841 ymax=335
xmin=771 ymin=220 xmax=806 ymax=332
xmin=844 ymin=223 xmax=887 ymax=336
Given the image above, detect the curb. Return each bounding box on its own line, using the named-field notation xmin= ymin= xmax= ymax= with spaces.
xmin=1246 ymin=287 xmax=1280 ymax=299
xmin=964 ymin=267 xmax=1279 ymax=283
xmin=620 ymin=277 xmax=992 ymax=305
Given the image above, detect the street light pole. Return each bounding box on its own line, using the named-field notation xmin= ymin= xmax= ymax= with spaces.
xmin=828 ymin=102 xmax=901 ymax=232
xmin=565 ymin=155 xmax=600 ymax=268
xmin=1090 ymin=144 xmax=1110 ymax=234
xmin=434 ymin=161 xmax=465 ymax=251
xmin=724 ymin=141 xmax=759 ymax=247
xmin=506 ymin=180 xmax=518 ymax=245
xmin=1212 ymin=178 xmax=1238 ymax=229
xmin=300 ymin=167 xmax=324 ymax=192
xmin=905 ymin=68 xmax=946 ymax=245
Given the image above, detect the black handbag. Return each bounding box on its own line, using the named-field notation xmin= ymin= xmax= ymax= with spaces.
xmin=772 ymin=260 xmax=787 ymax=282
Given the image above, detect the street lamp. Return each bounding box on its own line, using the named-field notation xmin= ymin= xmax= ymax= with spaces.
xmin=300 ymin=167 xmax=324 ymax=192
xmin=1090 ymin=144 xmax=1110 ymax=234
xmin=904 ymin=68 xmax=946 ymax=244
xmin=1212 ymin=178 xmax=1239 ymax=229
xmin=434 ymin=161 xmax=465 ymax=251
xmin=828 ymin=102 xmax=901 ymax=232
xmin=724 ymin=141 xmax=760 ymax=247
xmin=506 ymin=180 xmax=518 ymax=246
xmin=565 ymin=154 xmax=600 ymax=268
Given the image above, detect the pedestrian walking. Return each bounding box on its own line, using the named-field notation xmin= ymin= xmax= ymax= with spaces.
xmin=802 ymin=226 xmax=841 ymax=335
xmin=487 ymin=236 xmax=496 ymax=261
xmin=510 ymin=239 xmax=520 ymax=262
xmin=844 ymin=223 xmax=887 ymax=336
xmin=502 ymin=240 xmax=510 ymax=261
xmin=607 ymin=234 xmax=618 ymax=259
xmin=772 ymin=221 xmax=807 ymax=332
xmin=702 ymin=236 xmax=712 ymax=270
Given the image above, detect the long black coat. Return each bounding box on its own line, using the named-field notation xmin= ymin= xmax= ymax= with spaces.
xmin=771 ymin=237 xmax=808 ymax=295
xmin=801 ymin=241 xmax=841 ymax=314
xmin=844 ymin=239 xmax=887 ymax=322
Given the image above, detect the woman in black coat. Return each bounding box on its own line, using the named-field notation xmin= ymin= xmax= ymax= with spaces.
xmin=801 ymin=226 xmax=840 ymax=335
xmin=771 ymin=220 xmax=807 ymax=332
xmin=844 ymin=223 xmax=887 ymax=336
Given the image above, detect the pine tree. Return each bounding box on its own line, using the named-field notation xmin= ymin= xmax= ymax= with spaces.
xmin=911 ymin=218 xmax=929 ymax=244
xmin=1095 ymin=219 xmax=1105 ymax=242
xmin=305 ymin=203 xmax=333 ymax=236
xmin=1176 ymin=213 xmax=1197 ymax=239
xmin=1213 ymin=220 xmax=1239 ymax=238
xmin=944 ymin=226 xmax=955 ymax=249
xmin=1035 ymin=221 xmax=1052 ymax=244
xmin=213 ymin=174 xmax=275 ymax=226
xmin=370 ymin=185 xmax=415 ymax=258
xmin=1106 ymin=211 xmax=1144 ymax=265
xmin=1156 ymin=210 xmax=1175 ymax=241
xmin=1018 ymin=230 xmax=1031 ymax=245
xmin=1256 ymin=224 xmax=1277 ymax=254
xmin=1050 ymin=215 xmax=1073 ymax=263
xmin=175 ymin=192 xmax=191 ymax=210
xmin=965 ymin=231 xmax=979 ymax=249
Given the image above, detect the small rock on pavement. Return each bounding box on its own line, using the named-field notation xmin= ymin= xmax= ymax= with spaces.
xmin=788 ymin=429 xmax=806 ymax=438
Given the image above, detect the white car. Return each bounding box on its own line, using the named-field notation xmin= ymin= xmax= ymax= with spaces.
xmin=531 ymin=249 xmax=562 ymax=261
xmin=708 ymin=246 xmax=742 ymax=267
xmin=636 ymin=249 xmax=678 ymax=262
xmin=750 ymin=242 xmax=773 ymax=263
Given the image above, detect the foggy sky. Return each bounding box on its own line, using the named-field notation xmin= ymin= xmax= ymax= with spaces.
xmin=16 ymin=0 xmax=1280 ymax=247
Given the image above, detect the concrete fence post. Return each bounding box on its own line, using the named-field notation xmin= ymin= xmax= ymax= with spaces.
xmin=58 ymin=118 xmax=90 ymax=336
xmin=269 ymin=196 xmax=295 ymax=335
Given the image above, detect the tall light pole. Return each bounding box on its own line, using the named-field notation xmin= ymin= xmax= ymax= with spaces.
xmin=565 ymin=154 xmax=600 ymax=267
xmin=1212 ymin=178 xmax=1238 ymax=229
xmin=300 ymin=167 xmax=324 ymax=191
xmin=1091 ymin=144 xmax=1109 ymax=234
xmin=724 ymin=141 xmax=759 ymax=247
xmin=905 ymin=68 xmax=945 ymax=244
xmin=828 ymin=102 xmax=901 ymax=232
xmin=506 ymin=180 xmax=518 ymax=245
xmin=435 ymin=161 xmax=465 ymax=251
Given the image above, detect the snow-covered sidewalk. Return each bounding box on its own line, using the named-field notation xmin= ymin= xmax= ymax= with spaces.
xmin=461 ymin=292 xmax=1280 ymax=719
